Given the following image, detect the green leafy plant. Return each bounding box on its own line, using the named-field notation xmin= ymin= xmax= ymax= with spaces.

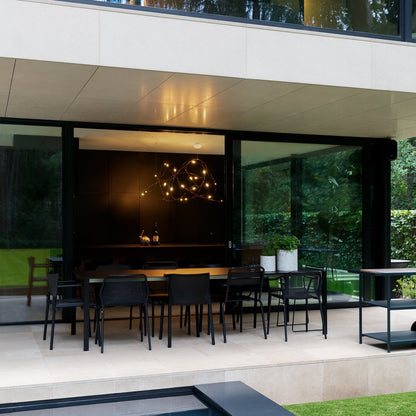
xmin=261 ymin=243 xmax=275 ymax=256
xmin=394 ymin=275 xmax=416 ymax=299
xmin=271 ymin=234 xmax=300 ymax=251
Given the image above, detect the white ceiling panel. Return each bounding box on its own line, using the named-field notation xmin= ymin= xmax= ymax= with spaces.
xmin=1 ymin=58 xmax=416 ymax=141
xmin=76 ymin=67 xmax=173 ymax=102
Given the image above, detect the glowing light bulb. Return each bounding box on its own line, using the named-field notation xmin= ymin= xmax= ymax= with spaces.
xmin=141 ymin=193 xmax=145 ymax=196
xmin=205 ymin=183 xmax=210 ymax=188
xmin=194 ymin=176 xmax=198 ymax=180
xmin=181 ymin=184 xmax=185 ymax=188
xmin=163 ymin=182 xmax=167 ymax=187
xmin=191 ymin=160 xmax=196 ymax=164
xmin=208 ymin=195 xmax=212 ymax=199
xmin=170 ymin=187 xmax=174 ymax=191
xmin=192 ymin=186 xmax=196 ymax=191
xmin=166 ymin=192 xmax=169 ymax=196
xmin=202 ymin=170 xmax=206 ymax=174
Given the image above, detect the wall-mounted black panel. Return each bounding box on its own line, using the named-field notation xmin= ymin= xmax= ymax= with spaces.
xmin=75 ymin=150 xmax=225 ymax=254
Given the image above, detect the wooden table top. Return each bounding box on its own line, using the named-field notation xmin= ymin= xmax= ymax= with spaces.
xmin=76 ymin=267 xmax=230 ymax=281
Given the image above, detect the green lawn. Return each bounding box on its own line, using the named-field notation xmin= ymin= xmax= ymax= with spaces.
xmin=285 ymin=392 xmax=416 ymax=416
xmin=0 ymin=248 xmax=54 ymax=287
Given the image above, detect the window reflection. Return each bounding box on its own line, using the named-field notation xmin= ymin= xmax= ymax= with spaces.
xmin=94 ymin=0 xmax=400 ymax=37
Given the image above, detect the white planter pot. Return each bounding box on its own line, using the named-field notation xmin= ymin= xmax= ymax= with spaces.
xmin=276 ymin=249 xmax=298 ymax=272
xmin=260 ymin=255 xmax=276 ymax=272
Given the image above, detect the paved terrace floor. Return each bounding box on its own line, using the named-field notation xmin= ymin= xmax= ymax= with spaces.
xmin=1 ymin=306 xmax=416 ymax=407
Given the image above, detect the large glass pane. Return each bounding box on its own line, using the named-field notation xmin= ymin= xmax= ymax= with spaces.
xmin=91 ymin=0 xmax=400 ymax=37
xmin=413 ymin=0 xmax=416 ymax=40
xmin=0 ymin=124 xmax=62 ymax=324
xmin=233 ymin=140 xmax=362 ymax=304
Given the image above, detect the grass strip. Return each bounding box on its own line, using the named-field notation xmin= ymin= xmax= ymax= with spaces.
xmin=285 ymin=391 xmax=416 ymax=416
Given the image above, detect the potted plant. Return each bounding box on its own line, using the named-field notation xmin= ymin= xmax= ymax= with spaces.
xmin=272 ymin=234 xmax=300 ymax=272
xmin=260 ymin=243 xmax=276 ymax=272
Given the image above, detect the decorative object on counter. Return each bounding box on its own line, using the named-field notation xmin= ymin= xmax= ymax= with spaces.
xmin=139 ymin=229 xmax=150 ymax=246
xmin=273 ymin=234 xmax=300 ymax=272
xmin=151 ymin=222 xmax=160 ymax=245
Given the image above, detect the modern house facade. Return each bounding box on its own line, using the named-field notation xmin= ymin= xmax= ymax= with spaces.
xmin=1 ymin=0 xmax=416 ymax=323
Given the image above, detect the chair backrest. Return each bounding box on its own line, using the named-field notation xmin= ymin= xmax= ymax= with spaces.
xmin=280 ymin=271 xmax=322 ymax=298
xmin=100 ymin=274 xmax=148 ymax=307
xmin=96 ymin=264 xmax=131 ymax=271
xmin=143 ymin=261 xmax=178 ymax=269
xmin=28 ymin=256 xmax=49 ymax=273
xmin=47 ymin=273 xmax=60 ymax=297
xmin=226 ymin=266 xmax=265 ymax=289
xmin=168 ymin=273 xmax=210 ymax=305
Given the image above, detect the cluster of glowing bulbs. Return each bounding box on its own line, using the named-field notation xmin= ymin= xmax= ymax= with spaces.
xmin=141 ymin=158 xmax=222 ymax=202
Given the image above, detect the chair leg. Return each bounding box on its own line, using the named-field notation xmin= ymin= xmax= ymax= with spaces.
xmin=208 ymin=302 xmax=215 ymax=345
xmin=318 ymin=298 xmax=327 ymax=339
xmin=151 ymin=302 xmax=155 ymax=337
xmin=239 ymin=301 xmax=243 ymax=333
xmin=129 ymin=305 xmax=133 ymax=330
xmin=43 ymin=297 xmax=50 ymax=341
xmin=139 ymin=305 xmax=143 ymax=342
xmin=186 ymin=306 xmax=191 ymax=335
xmin=291 ymin=299 xmax=296 ymax=332
xmin=253 ymin=292 xmax=257 ymax=328
xmin=159 ymin=303 xmax=164 ymax=340
xmin=144 ymin=303 xmax=152 ymax=350
xmin=50 ymin=300 xmax=57 ymax=350
xmin=27 ymin=276 xmax=34 ymax=307
xmin=195 ymin=304 xmax=200 ymax=337
xmin=168 ymin=304 xmax=172 ymax=348
xmin=259 ymin=300 xmax=267 ymax=340
xmin=266 ymin=291 xmax=271 ymax=335
xmin=221 ymin=302 xmax=227 ymax=343
xmin=283 ymin=301 xmax=288 ymax=342
xmin=100 ymin=306 xmax=105 ymax=353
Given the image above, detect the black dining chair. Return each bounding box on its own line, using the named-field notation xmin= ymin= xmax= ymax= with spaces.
xmin=164 ymin=273 xmax=215 ymax=348
xmin=43 ymin=273 xmax=85 ymax=350
xmin=220 ymin=265 xmax=267 ymax=343
xmin=95 ymin=264 xmax=133 ymax=329
xmin=267 ymin=270 xmax=326 ymax=342
xmin=143 ymin=261 xmax=177 ymax=338
xmin=97 ymin=274 xmax=151 ymax=353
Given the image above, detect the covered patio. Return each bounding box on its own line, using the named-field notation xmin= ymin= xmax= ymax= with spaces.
xmin=1 ymin=306 xmax=416 ymax=408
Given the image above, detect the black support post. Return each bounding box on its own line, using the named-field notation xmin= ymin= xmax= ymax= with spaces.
xmin=362 ymin=139 xmax=397 ymax=299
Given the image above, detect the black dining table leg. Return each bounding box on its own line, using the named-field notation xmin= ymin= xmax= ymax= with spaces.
xmin=83 ymin=278 xmax=90 ymax=351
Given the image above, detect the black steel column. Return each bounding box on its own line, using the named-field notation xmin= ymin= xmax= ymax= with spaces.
xmin=290 ymin=157 xmax=303 ymax=239
xmin=62 ymin=125 xmax=76 ymax=325
xmin=362 ymin=139 xmax=397 ymax=298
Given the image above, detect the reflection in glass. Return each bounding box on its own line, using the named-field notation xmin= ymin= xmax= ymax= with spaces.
xmin=93 ymin=0 xmax=400 ymax=37
xmin=235 ymin=140 xmax=362 ymax=304
xmin=0 ymin=124 xmax=62 ymax=324
xmin=413 ymin=0 xmax=416 ymax=40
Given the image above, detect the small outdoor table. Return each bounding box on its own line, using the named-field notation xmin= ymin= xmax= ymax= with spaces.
xmin=354 ymin=268 xmax=416 ymax=352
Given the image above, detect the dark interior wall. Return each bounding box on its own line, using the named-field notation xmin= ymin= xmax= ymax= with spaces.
xmin=74 ymin=150 xmax=225 ymax=245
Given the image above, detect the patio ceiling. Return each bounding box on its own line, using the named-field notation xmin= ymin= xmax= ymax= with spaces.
xmin=2 ymin=57 xmax=416 ymax=149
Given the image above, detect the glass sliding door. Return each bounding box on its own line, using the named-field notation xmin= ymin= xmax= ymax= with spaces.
xmin=232 ymin=139 xmax=362 ymax=304
xmin=0 ymin=124 xmax=62 ymax=323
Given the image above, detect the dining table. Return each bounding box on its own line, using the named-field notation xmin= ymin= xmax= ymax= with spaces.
xmin=75 ymin=267 xmax=230 ymax=351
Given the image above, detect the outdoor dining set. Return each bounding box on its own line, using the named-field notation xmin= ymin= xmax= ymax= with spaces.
xmin=36 ymin=260 xmax=328 ymax=353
